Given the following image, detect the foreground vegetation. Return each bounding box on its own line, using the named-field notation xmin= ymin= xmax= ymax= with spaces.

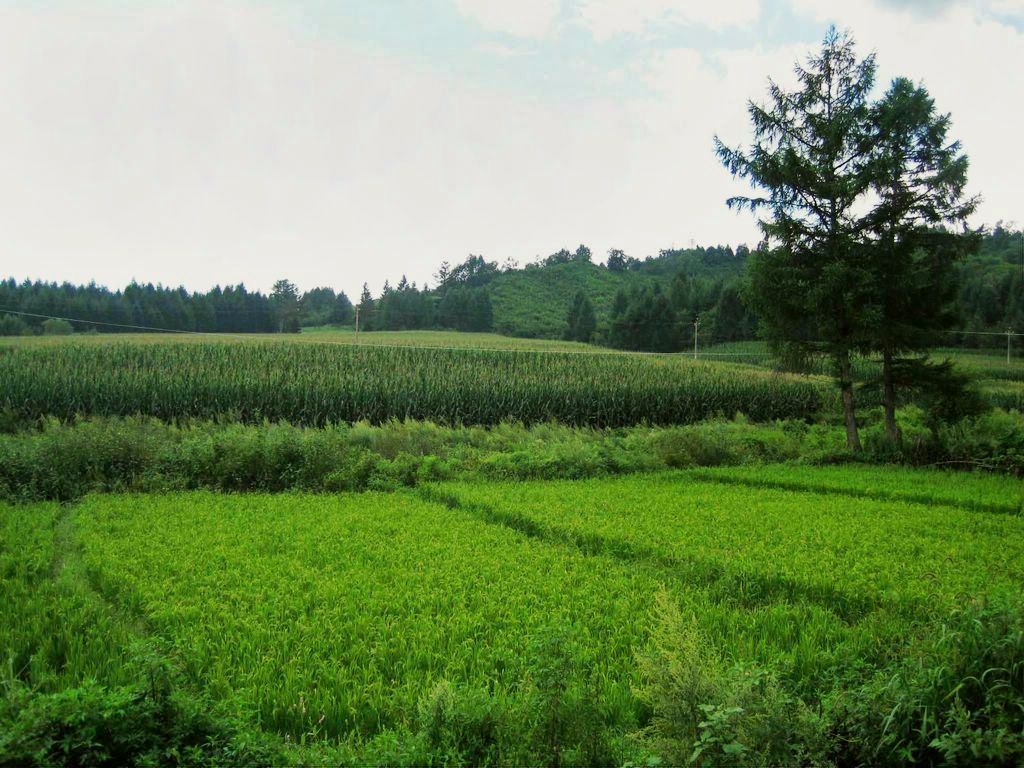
xmin=3 ymin=469 xmax=1023 ymax=765
xmin=2 ymin=332 xmax=1022 ymax=764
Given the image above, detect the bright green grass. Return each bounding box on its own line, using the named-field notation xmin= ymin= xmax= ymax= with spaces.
xmin=7 ymin=490 xmax=857 ymax=755
xmin=71 ymin=492 xmax=656 ymax=741
xmin=0 ymin=502 xmax=138 ymax=691
xmin=36 ymin=482 xmax=948 ymax=741
xmin=436 ymin=472 xmax=1024 ymax=615
xmin=686 ymin=463 xmax=1024 ymax=515
xmin=6 ymin=467 xmax=1024 ymax=754
xmin=60 ymin=488 xmax=906 ymax=741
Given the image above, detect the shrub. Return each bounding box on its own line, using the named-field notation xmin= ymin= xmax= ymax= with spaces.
xmin=830 ymin=593 xmax=1024 ymax=767
xmin=40 ymin=318 xmax=73 ymax=336
xmin=649 ymin=419 xmax=800 ymax=469
xmin=938 ymin=409 xmax=1024 ymax=475
xmin=635 ymin=591 xmax=831 ymax=767
xmin=0 ymin=652 xmax=278 ymax=767
xmin=414 ymin=681 xmax=504 ymax=766
xmin=519 ymin=626 xmax=620 ymax=767
xmin=0 ymin=316 xmax=29 ymax=336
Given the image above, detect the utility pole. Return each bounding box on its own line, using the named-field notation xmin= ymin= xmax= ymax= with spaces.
xmin=354 ymin=306 xmax=360 ymax=345
xmin=693 ymin=315 xmax=700 ymax=360
xmin=1009 ymin=328 xmax=1014 ymax=366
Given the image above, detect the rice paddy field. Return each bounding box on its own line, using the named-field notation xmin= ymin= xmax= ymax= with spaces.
xmin=3 ymin=466 xmax=1023 ymax=764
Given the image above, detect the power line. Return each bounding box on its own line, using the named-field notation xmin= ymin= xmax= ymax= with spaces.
xmin=0 ymin=308 xmax=206 ymax=334
xmin=945 ymin=328 xmax=1021 ymax=337
xmin=2 ymin=307 xmax=1018 ymax=362
xmin=0 ymin=307 xmax=684 ymax=358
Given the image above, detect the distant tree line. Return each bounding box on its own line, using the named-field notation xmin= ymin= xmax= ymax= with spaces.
xmin=352 ymin=256 xmax=496 ymax=333
xmin=602 ymin=265 xmax=756 ymax=351
xmin=957 ymin=222 xmax=1024 ymax=344
xmin=0 ymin=230 xmax=1016 ymax=342
xmin=0 ymin=278 xmax=358 ymax=337
xmin=352 ymin=229 xmax=1019 ymax=350
xmin=0 ymin=279 xmax=276 ymax=335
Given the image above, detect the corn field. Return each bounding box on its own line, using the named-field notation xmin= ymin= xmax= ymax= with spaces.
xmin=0 ymin=341 xmax=823 ymax=426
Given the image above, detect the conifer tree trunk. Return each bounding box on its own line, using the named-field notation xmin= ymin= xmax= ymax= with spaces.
xmin=837 ymin=350 xmax=862 ymax=451
xmin=882 ymin=347 xmax=901 ymax=445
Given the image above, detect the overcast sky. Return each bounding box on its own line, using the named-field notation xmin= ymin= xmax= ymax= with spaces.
xmin=1 ymin=0 xmax=1022 ymax=298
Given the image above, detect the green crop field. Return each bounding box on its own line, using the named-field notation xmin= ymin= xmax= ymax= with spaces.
xmin=0 ymin=328 xmax=609 ymax=353
xmin=436 ymin=471 xmax=1024 ymax=620
xmin=4 ymin=466 xmax=1023 ymax=763
xmin=2 ymin=330 xmax=1023 ymax=765
xmin=0 ymin=340 xmax=825 ymax=427
xmin=685 ymin=462 xmax=1024 ymax=514
xmin=701 ymin=340 xmax=1024 ymax=411
xmin=70 ymin=492 xmax=654 ymax=741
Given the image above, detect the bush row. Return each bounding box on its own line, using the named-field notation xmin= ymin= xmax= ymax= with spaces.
xmin=1 ymin=409 xmax=1022 ymax=502
xmin=0 ymin=416 xmax=808 ymax=502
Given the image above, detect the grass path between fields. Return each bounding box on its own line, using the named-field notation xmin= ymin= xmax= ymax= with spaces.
xmin=416 ymin=484 xmax=889 ymax=624
xmin=684 ymin=467 xmax=1024 ymax=515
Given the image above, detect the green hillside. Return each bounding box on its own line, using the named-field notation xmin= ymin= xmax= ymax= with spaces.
xmin=479 ymin=230 xmax=1020 ymax=342
xmin=487 ymin=247 xmax=748 ymax=339
xmin=489 ymin=261 xmax=636 ymax=338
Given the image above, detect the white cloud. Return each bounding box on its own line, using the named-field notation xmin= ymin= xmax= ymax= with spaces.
xmin=794 ymin=0 xmax=1023 ymax=22
xmin=452 ymin=0 xmax=561 ymax=38
xmin=988 ymin=0 xmax=1024 ymax=13
xmin=624 ymin=43 xmax=810 ymax=241
xmin=475 ymin=42 xmax=533 ymax=57
xmin=576 ymin=0 xmax=761 ymax=40
xmin=0 ymin=1 xmax=763 ymax=297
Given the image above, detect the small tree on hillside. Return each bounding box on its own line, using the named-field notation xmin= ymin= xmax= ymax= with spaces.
xmin=271 ymin=279 xmax=301 ymax=333
xmin=606 ymin=249 xmax=628 ymax=273
xmin=357 ymin=283 xmax=375 ymax=332
xmin=609 ymin=286 xmax=682 ymax=352
xmin=572 ymin=244 xmax=593 ymax=263
xmin=564 ymin=291 xmax=596 ymax=343
xmin=332 ymin=291 xmax=354 ymax=326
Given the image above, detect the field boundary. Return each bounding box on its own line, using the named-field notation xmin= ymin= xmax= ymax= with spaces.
xmin=684 ymin=469 xmax=1023 ymax=516
xmin=418 ymin=485 xmax=894 ymax=623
